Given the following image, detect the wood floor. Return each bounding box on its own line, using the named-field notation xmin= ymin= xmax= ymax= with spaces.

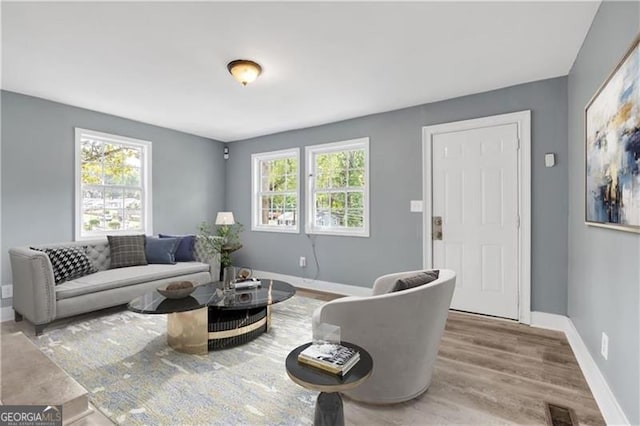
xmin=304 ymin=292 xmax=604 ymax=425
xmin=1 ymin=291 xmax=604 ymax=425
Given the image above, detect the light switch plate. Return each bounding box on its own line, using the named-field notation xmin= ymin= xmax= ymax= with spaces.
xmin=410 ymin=200 xmax=423 ymax=212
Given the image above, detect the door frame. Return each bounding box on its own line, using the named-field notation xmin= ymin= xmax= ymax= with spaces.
xmin=422 ymin=110 xmax=532 ymax=324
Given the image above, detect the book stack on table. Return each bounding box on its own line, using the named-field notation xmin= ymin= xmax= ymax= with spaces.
xmin=297 ymin=343 xmax=360 ymax=376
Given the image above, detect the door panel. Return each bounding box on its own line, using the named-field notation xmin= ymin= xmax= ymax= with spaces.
xmin=432 ymin=123 xmax=519 ymax=319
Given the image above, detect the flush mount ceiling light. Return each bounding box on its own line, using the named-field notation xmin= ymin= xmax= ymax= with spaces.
xmin=227 ymin=59 xmax=262 ymax=86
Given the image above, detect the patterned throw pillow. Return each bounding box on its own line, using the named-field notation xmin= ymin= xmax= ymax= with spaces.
xmin=108 ymin=235 xmax=148 ymax=269
xmin=392 ymin=270 xmax=440 ymax=292
xmin=31 ymin=246 xmax=97 ymax=285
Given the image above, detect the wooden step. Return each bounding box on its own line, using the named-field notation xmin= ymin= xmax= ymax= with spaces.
xmin=0 ymin=332 xmax=92 ymax=424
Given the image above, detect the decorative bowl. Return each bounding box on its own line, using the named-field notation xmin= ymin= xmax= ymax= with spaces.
xmin=157 ymin=281 xmax=195 ymax=299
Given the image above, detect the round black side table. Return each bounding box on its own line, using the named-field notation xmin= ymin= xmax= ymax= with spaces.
xmin=286 ymin=342 xmax=373 ymax=426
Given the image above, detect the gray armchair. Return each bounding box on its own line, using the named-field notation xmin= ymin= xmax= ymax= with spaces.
xmin=312 ymin=269 xmax=456 ymax=404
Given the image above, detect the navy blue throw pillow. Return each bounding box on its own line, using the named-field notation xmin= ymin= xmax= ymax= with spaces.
xmin=158 ymin=234 xmax=196 ymax=262
xmin=145 ymin=237 xmax=180 ymax=264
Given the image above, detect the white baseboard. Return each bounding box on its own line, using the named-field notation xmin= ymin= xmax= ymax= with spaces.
xmin=531 ymin=312 xmax=630 ymax=425
xmin=1 ymin=306 xmax=14 ymax=322
xmin=252 ymin=270 xmax=371 ymax=297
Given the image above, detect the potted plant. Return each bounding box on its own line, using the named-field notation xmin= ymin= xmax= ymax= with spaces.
xmin=198 ymin=220 xmax=243 ymax=269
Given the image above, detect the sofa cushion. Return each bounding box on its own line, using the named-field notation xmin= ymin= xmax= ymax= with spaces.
xmin=108 ymin=235 xmax=147 ymax=268
xmin=145 ymin=236 xmax=179 ymax=264
xmin=55 ymin=262 xmax=210 ymax=300
xmin=159 ymin=234 xmax=196 ymax=262
xmin=31 ymin=246 xmax=97 ymax=284
xmin=391 ymin=270 xmax=440 ymax=292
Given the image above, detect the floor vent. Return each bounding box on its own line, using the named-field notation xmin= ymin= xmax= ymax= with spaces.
xmin=545 ymin=402 xmax=577 ymax=426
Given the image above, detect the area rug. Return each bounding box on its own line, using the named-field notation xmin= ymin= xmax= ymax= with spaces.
xmin=32 ymin=296 xmax=324 ymax=425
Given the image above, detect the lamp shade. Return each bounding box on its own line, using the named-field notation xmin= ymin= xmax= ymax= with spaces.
xmin=215 ymin=212 xmax=235 ymax=225
xmin=227 ymin=60 xmax=262 ymax=86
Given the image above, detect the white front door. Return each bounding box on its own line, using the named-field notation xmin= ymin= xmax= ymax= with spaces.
xmin=431 ymin=123 xmax=520 ymax=319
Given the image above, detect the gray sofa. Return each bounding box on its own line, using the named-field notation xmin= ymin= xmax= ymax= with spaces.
xmin=9 ymin=236 xmax=220 ymax=335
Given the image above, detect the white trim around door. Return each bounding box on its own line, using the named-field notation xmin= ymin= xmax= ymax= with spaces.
xmin=422 ymin=110 xmax=532 ymax=324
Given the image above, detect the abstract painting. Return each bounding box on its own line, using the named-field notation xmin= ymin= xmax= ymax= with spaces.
xmin=585 ymin=35 xmax=640 ymax=232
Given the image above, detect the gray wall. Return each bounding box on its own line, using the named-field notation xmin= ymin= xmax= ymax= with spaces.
xmin=567 ymin=1 xmax=640 ymax=423
xmin=1 ymin=91 xmax=226 ymax=307
xmin=226 ymin=76 xmax=568 ymax=315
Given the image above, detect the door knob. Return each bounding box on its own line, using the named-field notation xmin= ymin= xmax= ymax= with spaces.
xmin=432 ymin=216 xmax=443 ymax=240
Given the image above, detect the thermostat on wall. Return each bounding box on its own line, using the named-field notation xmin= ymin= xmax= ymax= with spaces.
xmin=545 ymin=153 xmax=556 ymax=168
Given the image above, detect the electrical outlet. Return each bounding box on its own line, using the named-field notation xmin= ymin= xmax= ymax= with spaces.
xmin=299 ymin=256 xmax=306 ymax=268
xmin=1 ymin=285 xmax=13 ymax=299
xmin=601 ymin=332 xmax=609 ymax=360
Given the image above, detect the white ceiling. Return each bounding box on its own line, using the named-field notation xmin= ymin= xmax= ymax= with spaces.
xmin=2 ymin=1 xmax=599 ymax=142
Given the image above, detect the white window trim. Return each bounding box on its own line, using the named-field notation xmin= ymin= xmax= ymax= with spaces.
xmin=251 ymin=147 xmax=300 ymax=233
xmin=305 ymin=137 xmax=370 ymax=237
xmin=74 ymin=128 xmax=153 ymax=241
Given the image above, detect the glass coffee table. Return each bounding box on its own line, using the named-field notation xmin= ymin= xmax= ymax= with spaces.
xmin=128 ymin=280 xmax=296 ymax=354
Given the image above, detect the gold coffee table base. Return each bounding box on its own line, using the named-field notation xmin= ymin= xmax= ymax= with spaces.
xmin=167 ymin=307 xmax=208 ymax=355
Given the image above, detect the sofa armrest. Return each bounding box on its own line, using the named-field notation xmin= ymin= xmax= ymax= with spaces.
xmin=194 ymin=235 xmax=223 ymax=281
xmin=9 ymin=248 xmax=56 ymax=324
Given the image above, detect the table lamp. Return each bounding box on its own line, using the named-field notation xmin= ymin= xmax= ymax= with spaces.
xmin=215 ymin=212 xmax=235 ymax=225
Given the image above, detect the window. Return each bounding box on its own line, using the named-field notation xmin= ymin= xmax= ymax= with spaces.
xmin=75 ymin=128 xmax=152 ymax=240
xmin=251 ymin=148 xmax=300 ymax=233
xmin=306 ymin=137 xmax=369 ymax=237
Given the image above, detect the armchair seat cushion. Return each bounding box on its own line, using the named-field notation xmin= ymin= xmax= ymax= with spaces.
xmin=55 ymin=262 xmax=209 ymax=300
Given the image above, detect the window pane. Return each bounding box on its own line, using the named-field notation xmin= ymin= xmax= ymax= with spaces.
xmin=124 ymin=210 xmax=143 ymax=231
xmin=316 ymin=193 xmax=330 ymax=209
xmin=81 ymin=140 xmax=103 ymax=185
xmin=284 ymin=174 xmax=297 ymax=191
xmin=347 ymin=209 xmax=364 ymax=228
xmin=105 ymin=190 xmax=123 ymax=230
xmin=330 ymin=192 xmax=346 ymax=210
xmin=123 ymin=147 xmax=142 ymax=168
xmin=348 ymin=169 xmax=365 ymax=187
xmin=259 ymin=208 xmax=270 ymax=226
xmin=82 ymin=188 xmax=104 ymax=232
xmin=104 ymin=143 xmax=126 ymax=185
xmin=123 ymin=167 xmax=141 ymax=187
xmin=331 ymin=209 xmax=345 ymax=227
xmin=267 ymin=209 xmax=279 ymax=225
xmin=315 ymin=209 xmax=331 ymax=226
xmin=285 ymin=158 xmax=297 ymax=174
xmin=315 ymin=153 xmax=331 ymax=174
xmin=330 ymin=151 xmax=348 ymax=171
xmin=331 ymin=169 xmax=347 ymax=188
xmin=124 ymin=190 xmax=142 ymax=210
xmin=105 ymin=189 xmax=124 ymax=210
xmin=277 ymin=210 xmax=296 ymax=226
xmin=284 ymin=194 xmax=297 ymax=210
xmin=105 ymin=209 xmax=123 ymax=230
xmin=347 ymin=191 xmax=363 ymax=209
xmin=348 ymin=150 xmax=365 ymax=169
xmin=268 ymin=172 xmax=286 ymax=192
xmin=272 ymin=194 xmax=285 ymax=210
xmin=315 ymin=172 xmax=331 ymax=190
